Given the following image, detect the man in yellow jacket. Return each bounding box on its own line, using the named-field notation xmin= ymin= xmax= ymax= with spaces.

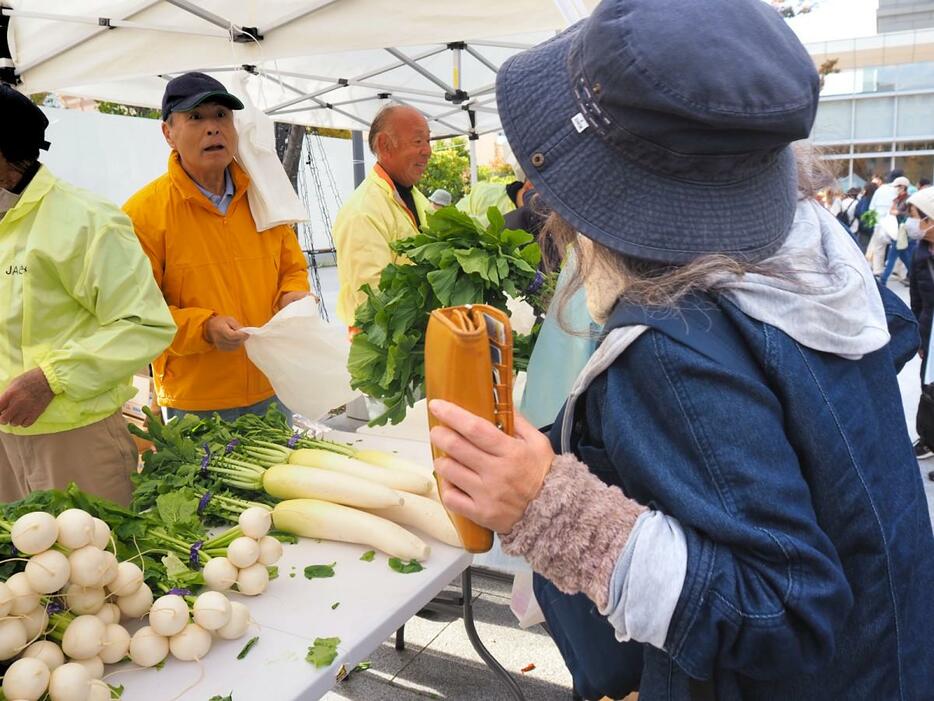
xmin=0 ymin=85 xmax=176 ymax=505
xmin=332 ymin=105 xmax=432 ymax=326
xmin=124 ymin=73 xmax=310 ymax=421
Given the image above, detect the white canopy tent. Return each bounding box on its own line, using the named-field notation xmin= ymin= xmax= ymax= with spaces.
xmin=3 ymin=0 xmax=593 ymax=144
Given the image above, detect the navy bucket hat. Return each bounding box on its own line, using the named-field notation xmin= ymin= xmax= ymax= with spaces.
xmin=496 ymin=0 xmax=820 ymax=264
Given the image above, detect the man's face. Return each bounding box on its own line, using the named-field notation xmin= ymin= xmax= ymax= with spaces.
xmin=379 ymin=109 xmax=432 ymax=187
xmin=0 ymin=150 xmax=18 ymax=190
xmin=162 ymin=101 xmax=238 ymax=175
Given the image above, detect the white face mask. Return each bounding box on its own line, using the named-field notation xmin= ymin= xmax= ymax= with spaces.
xmin=0 ymin=188 xmax=20 ymax=217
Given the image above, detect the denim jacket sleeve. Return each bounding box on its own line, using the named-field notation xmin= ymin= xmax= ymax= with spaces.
xmin=595 ymin=330 xmax=855 ymax=682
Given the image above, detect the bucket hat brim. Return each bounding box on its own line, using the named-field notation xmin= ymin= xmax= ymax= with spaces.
xmin=495 ymin=24 xmax=799 ymax=265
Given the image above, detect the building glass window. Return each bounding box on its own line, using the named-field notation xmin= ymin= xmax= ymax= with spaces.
xmin=854 ymin=98 xmax=895 ymax=139
xmin=853 ymin=142 xmax=893 ymax=154
xmin=893 ymin=155 xmax=934 ymax=185
xmin=812 ymin=101 xmax=852 ymax=142
xmin=896 ymin=94 xmax=934 ymax=138
xmin=853 ymin=156 xmax=893 ymax=185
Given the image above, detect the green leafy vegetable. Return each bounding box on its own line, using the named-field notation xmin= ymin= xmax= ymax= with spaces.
xmin=330 ymin=602 xmax=340 ymax=610
xmin=359 ymin=550 xmax=375 ymax=562
xmin=388 ymin=558 xmax=425 ymax=574
xmin=348 ymin=205 xmax=544 ymax=425
xmin=304 ymin=563 xmax=336 ymax=579
xmin=237 ymin=636 xmax=259 ymax=660
xmin=306 ymin=637 xmax=341 ymax=668
xmin=209 ymin=695 xmax=232 ymax=701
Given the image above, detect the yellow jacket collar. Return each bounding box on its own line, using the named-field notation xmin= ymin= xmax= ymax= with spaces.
xmin=1 ymin=164 xmax=56 ymax=227
xmin=168 ymin=151 xmax=250 ymax=212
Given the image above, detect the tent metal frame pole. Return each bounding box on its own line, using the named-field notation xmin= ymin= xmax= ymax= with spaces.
xmin=255 ymin=69 xmax=443 ymax=99
xmin=464 ymin=45 xmax=499 ymax=74
xmin=469 ymin=132 xmax=479 ymax=185
xmin=392 ymin=96 xmax=465 ymax=136
xmin=8 ymin=0 xmax=163 ymax=74
xmin=253 ymin=68 xmax=371 ymax=127
xmin=467 ymin=39 xmax=535 ymax=50
xmin=0 ymin=9 xmax=225 ymax=38
xmin=163 ymin=0 xmax=238 ymax=34
xmin=274 ymin=94 xmax=384 ymax=115
xmin=259 ymin=0 xmax=343 ymax=35
xmin=384 ymin=47 xmax=455 ymax=94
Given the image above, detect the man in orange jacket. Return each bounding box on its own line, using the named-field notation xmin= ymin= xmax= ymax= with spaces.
xmin=124 ymin=73 xmax=310 ymax=422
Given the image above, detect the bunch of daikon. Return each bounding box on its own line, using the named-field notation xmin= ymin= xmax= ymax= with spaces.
xmin=268 ymin=448 xmax=462 ymax=562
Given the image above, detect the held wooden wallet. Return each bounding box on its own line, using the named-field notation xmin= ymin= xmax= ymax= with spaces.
xmin=424 ymin=304 xmax=514 ymax=554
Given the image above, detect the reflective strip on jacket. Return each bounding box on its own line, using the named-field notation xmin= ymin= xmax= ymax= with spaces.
xmin=332 ymin=164 xmax=430 ymax=325
xmin=123 ymin=153 xmax=309 ymax=411
xmin=0 ymin=166 xmax=176 ymax=435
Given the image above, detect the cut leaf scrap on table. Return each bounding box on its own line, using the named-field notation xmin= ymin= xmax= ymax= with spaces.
xmin=304 ymin=563 xmax=336 ymax=579
xmin=360 ymin=550 xmax=375 ymax=562
xmin=307 ymin=637 xmax=341 ymax=668
xmin=388 ymin=558 xmax=424 ymax=574
xmin=237 ymin=636 xmax=259 ymax=660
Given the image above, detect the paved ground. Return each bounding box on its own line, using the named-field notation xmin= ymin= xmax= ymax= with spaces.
xmin=313 ymin=265 xmax=934 ymax=701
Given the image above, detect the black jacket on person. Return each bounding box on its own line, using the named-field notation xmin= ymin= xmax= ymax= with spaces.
xmin=909 ymin=240 xmax=934 ymax=356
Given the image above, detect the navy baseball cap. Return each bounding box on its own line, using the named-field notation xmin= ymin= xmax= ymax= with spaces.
xmin=0 ymin=84 xmax=51 ymax=161
xmin=496 ymin=0 xmax=820 ymax=264
xmin=161 ymin=72 xmax=244 ymax=121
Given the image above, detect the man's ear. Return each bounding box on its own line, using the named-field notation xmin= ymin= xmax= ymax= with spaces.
xmin=161 ymin=119 xmax=176 ymax=150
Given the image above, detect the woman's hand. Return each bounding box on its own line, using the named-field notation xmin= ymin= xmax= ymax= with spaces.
xmin=428 ymin=399 xmax=555 ymax=534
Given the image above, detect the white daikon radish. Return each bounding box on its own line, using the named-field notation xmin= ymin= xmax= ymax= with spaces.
xmin=23 ymin=640 xmax=65 ymax=670
xmin=116 ymin=582 xmax=153 ymax=619
xmin=70 ymin=656 xmax=103 ymax=680
xmin=61 ymin=615 xmax=105 ymax=660
xmin=11 ymin=512 xmax=59 ymax=555
xmin=65 ymin=585 xmax=106 ymax=615
xmin=7 ymin=572 xmax=40 ymax=615
xmin=263 ymin=464 xmax=403 ymax=509
xmin=216 ymin=601 xmax=250 ymax=640
xmin=202 ymin=557 xmax=237 ymax=591
xmin=55 ymin=510 xmax=94 ymax=551
xmin=289 ymin=449 xmax=433 ymax=494
xmin=106 ymin=562 xmax=142 ymax=597
xmin=364 ymin=492 xmax=462 ymax=548
xmin=256 ymin=536 xmax=283 ymax=565
xmin=68 ymin=546 xmax=106 ymax=588
xmin=96 ymin=552 xmax=118 ymax=589
xmin=21 ymin=606 xmax=48 ymax=640
xmin=169 ymin=623 xmax=212 ymax=661
xmin=148 ymin=595 xmax=189 ymax=637
xmin=89 ymin=519 xmax=110 ymax=551
xmin=87 ymin=679 xmax=111 ymax=701
xmin=273 ymin=499 xmax=430 ymax=561
xmin=94 ymin=603 xmax=121 ymax=626
xmin=99 ymin=623 xmax=130 ymax=664
xmin=0 ymin=581 xmax=13 ymax=618
xmin=0 ymin=618 xmax=28 ymax=660
xmin=128 ymin=626 xmax=168 ymax=668
xmin=192 ymin=591 xmax=231 ymax=631
xmin=25 ymin=549 xmax=70 ymax=593
xmin=48 ymin=662 xmax=90 ymax=701
xmin=226 ymin=537 xmax=259 ymax=569
xmin=237 ymin=507 xmax=271 ymax=539
xmin=2 ymin=656 xmax=51 ymax=701
xmin=235 ymin=563 xmax=268 ymax=596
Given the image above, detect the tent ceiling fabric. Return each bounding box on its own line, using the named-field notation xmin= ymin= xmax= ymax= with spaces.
xmin=7 ymin=0 xmax=594 ymax=135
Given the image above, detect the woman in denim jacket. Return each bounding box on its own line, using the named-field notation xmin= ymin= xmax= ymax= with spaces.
xmin=428 ymin=0 xmax=934 ymax=699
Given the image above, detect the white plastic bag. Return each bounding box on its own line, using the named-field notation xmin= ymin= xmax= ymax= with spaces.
xmin=242 ymin=297 xmax=357 ymax=420
xmin=510 ymin=568 xmax=546 ymax=629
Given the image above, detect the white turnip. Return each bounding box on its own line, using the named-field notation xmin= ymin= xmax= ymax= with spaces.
xmin=70 ymin=656 xmax=103 ymax=680
xmin=235 ymin=563 xmax=269 ymax=596
xmin=257 ymin=536 xmax=283 ymax=566
xmin=65 ymin=585 xmax=106 ymax=616
xmin=215 ymin=601 xmax=250 ymax=640
xmin=67 ymin=547 xmax=105 ymax=588
xmin=226 ymin=537 xmax=259 ymax=568
xmin=48 ymin=662 xmax=91 ymax=701
xmin=168 ymin=623 xmax=212 ymax=661
xmin=11 ymin=512 xmax=58 ymax=555
xmin=21 ymin=605 xmax=49 ymax=640
xmin=202 ymin=557 xmax=237 ymax=591
xmin=97 ymin=551 xmax=118 ymax=589
xmin=0 ymin=581 xmax=13 ymax=618
xmin=55 ymin=510 xmax=95 ymax=551
xmin=105 ymin=562 xmax=142 ymax=597
xmin=0 ymin=618 xmax=28 ymax=660
xmin=25 ymin=549 xmax=70 ymax=594
xmin=98 ymin=623 xmax=130 ymax=664
xmin=94 ymin=603 xmax=120 ymax=626
xmin=87 ymin=680 xmax=111 ymax=701
xmin=192 ymin=591 xmax=231 ymax=631
xmin=128 ymin=626 xmax=168 ymax=668
xmin=238 ymin=507 xmax=272 ymax=539
xmin=61 ymin=615 xmax=105 ymax=660
xmin=89 ymin=519 xmax=110 ymax=551
xmin=116 ymin=582 xmax=153 ymax=619
xmin=148 ymin=594 xmax=189 ymax=637
xmin=2 ymin=656 xmax=51 ymax=701
xmin=7 ymin=573 xmax=40 ymax=616
xmin=22 ymin=639 xmax=65 ymax=670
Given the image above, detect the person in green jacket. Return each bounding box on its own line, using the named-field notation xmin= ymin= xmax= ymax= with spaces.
xmin=0 ymin=85 xmax=176 ymax=506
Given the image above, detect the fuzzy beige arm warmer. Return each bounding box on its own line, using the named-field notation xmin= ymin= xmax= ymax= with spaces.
xmin=500 ymin=453 xmax=647 ymax=610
